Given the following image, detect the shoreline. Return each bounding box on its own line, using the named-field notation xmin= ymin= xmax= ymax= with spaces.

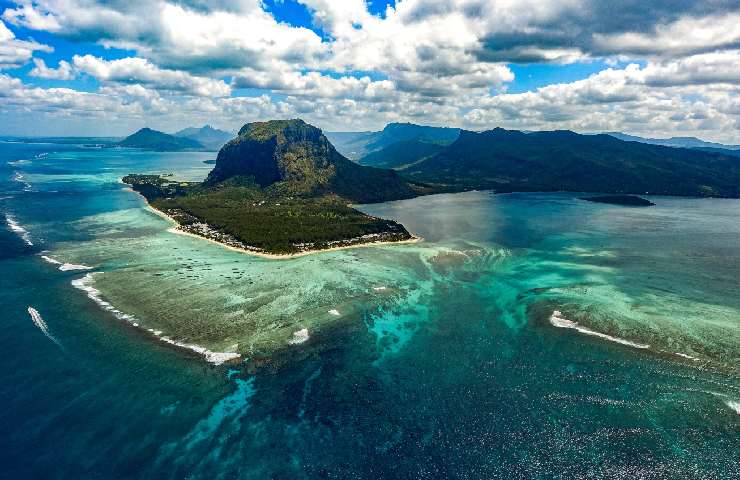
xmin=133 ymin=189 xmax=423 ymax=259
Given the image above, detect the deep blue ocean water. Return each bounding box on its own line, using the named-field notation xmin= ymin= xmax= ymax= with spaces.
xmin=1 ymin=141 xmax=738 ymax=479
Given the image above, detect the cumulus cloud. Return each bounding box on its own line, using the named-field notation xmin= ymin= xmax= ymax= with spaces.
xmin=29 ymin=58 xmax=74 ymax=79
xmin=2 ymin=1 xmax=325 ymax=72
xmin=72 ymin=55 xmax=231 ymax=97
xmin=0 ymin=19 xmax=52 ymax=68
xmin=233 ymin=68 xmax=397 ymax=102
xmin=593 ymin=12 xmax=740 ymax=58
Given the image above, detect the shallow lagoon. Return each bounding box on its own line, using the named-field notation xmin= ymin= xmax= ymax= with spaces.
xmin=1 ymin=142 xmax=738 ymax=479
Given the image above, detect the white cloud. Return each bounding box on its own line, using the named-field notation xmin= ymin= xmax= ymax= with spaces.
xmin=3 ymin=1 xmax=325 ymax=72
xmin=593 ymin=12 xmax=740 ymax=58
xmin=29 ymin=58 xmax=74 ymax=79
xmin=0 ymin=19 xmax=52 ymax=69
xmin=73 ymin=55 xmax=231 ymax=97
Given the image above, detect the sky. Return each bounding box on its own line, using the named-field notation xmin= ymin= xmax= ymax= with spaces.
xmin=0 ymin=0 xmax=739 ymax=142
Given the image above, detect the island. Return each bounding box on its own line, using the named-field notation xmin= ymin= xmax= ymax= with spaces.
xmin=123 ymin=120 xmax=430 ymax=256
xmin=580 ymin=195 xmax=656 ymax=206
xmin=117 ymin=127 xmax=204 ymax=151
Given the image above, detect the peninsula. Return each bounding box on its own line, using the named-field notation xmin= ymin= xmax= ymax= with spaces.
xmin=124 ymin=119 xmax=429 ymax=256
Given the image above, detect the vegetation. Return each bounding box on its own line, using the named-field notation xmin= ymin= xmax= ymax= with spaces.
xmin=125 ymin=175 xmax=412 ymax=254
xmin=206 ymin=119 xmax=426 ymax=203
xmin=118 ymin=128 xmax=204 ymax=151
xmin=123 ymin=119 xmax=419 ymax=255
xmin=326 ymin=122 xmax=460 ymax=160
xmin=359 ymin=139 xmax=444 ymax=169
xmin=402 ymin=128 xmax=740 ymax=197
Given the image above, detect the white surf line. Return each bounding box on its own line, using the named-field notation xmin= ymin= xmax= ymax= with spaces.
xmin=5 ymin=213 xmax=33 ymax=246
xmin=39 ymin=254 xmax=93 ymax=271
xmin=71 ymin=272 xmax=239 ymax=365
xmin=549 ymin=310 xmax=650 ymax=349
xmin=27 ymin=307 xmax=62 ymax=347
xmin=673 ymin=352 xmax=701 ymax=361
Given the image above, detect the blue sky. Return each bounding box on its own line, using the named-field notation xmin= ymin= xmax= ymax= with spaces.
xmin=0 ymin=1 xmax=738 ymax=142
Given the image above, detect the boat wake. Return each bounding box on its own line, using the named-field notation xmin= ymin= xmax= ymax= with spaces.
xmin=40 ymin=254 xmax=93 ymax=271
xmin=27 ymin=307 xmax=62 ymax=347
xmin=549 ymin=310 xmax=650 ymax=349
xmin=71 ymin=273 xmax=239 ymax=364
xmin=12 ymin=171 xmax=32 ymax=191
xmin=5 ymin=213 xmax=33 ymax=246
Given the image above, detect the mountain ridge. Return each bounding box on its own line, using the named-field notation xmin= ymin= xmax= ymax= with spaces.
xmin=174 ymin=125 xmax=233 ymax=150
xmin=326 ymin=122 xmax=460 ymax=160
xmin=402 ymin=127 xmax=740 ymax=197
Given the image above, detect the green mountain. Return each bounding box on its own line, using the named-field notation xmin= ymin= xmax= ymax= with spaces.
xmin=174 ymin=125 xmax=233 ymax=150
xmin=359 ymin=139 xmax=444 ymax=169
xmin=326 ymin=123 xmax=460 ymax=160
xmin=403 ymin=128 xmax=740 ymax=197
xmin=118 ymin=128 xmax=203 ymax=151
xmin=206 ymin=119 xmax=421 ymax=203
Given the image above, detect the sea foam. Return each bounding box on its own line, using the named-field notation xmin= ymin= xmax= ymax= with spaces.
xmin=71 ymin=273 xmax=239 ymax=364
xmin=288 ymin=328 xmax=310 ymax=345
xmin=726 ymin=401 xmax=740 ymax=415
xmin=5 ymin=214 xmax=33 ymax=246
xmin=549 ymin=310 xmax=649 ymax=349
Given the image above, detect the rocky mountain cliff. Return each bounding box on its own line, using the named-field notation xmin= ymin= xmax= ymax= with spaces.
xmin=206 ymin=119 xmax=421 ymax=203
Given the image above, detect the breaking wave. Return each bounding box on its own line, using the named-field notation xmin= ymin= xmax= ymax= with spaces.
xmin=5 ymin=214 xmax=33 ymax=246
xmin=40 ymin=254 xmax=93 ymax=271
xmin=71 ymin=273 xmax=239 ymax=364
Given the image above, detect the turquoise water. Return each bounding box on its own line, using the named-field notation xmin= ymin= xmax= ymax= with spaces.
xmin=1 ymin=141 xmax=738 ymax=479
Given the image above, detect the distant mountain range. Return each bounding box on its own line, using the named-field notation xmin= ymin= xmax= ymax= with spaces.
xmin=173 ymin=125 xmax=233 ymax=150
xmin=118 ymin=128 xmax=204 ymax=151
xmin=604 ymin=132 xmax=740 ymax=155
xmin=326 ymin=123 xmax=460 ymax=160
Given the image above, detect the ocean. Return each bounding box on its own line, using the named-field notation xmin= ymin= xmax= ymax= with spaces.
xmin=1 ymin=141 xmax=738 ymax=479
